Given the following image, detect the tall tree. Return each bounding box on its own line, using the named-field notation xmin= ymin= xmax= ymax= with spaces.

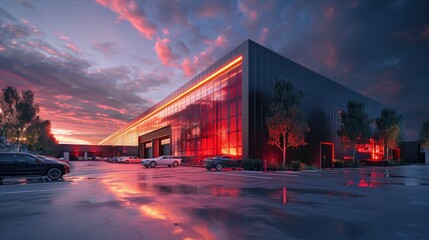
xmin=0 ymin=86 xmax=39 ymax=149
xmin=375 ymin=108 xmax=402 ymax=159
xmin=266 ymin=79 xmax=310 ymax=166
xmin=26 ymin=117 xmax=58 ymax=155
xmin=338 ymin=100 xmax=372 ymax=166
xmin=0 ymin=86 xmax=57 ymax=153
xmin=419 ymin=120 xmax=429 ymax=149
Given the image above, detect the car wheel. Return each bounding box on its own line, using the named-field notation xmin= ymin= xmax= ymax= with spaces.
xmin=173 ymin=161 xmax=179 ymax=167
xmin=206 ymin=167 xmax=212 ymax=171
xmin=47 ymin=167 xmax=63 ymax=180
xmin=125 ymin=160 xmax=129 ymax=164
xmin=150 ymin=161 xmax=157 ymax=168
xmin=168 ymin=165 xmax=171 ymax=167
xmin=215 ymin=163 xmax=223 ymax=171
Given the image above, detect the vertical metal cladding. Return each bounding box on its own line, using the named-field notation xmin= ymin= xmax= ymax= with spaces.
xmin=246 ymin=40 xmax=384 ymax=166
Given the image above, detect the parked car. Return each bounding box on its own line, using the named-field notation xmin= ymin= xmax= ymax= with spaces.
xmin=0 ymin=152 xmax=70 ymax=181
xmin=107 ymin=157 xmax=119 ymax=163
xmin=37 ymin=155 xmax=69 ymax=164
xmin=203 ymin=156 xmax=243 ymax=171
xmin=142 ymin=155 xmax=182 ymax=168
xmin=118 ymin=156 xmax=142 ymax=164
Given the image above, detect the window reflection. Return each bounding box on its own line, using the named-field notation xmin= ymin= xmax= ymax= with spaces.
xmin=114 ymin=61 xmax=243 ymax=164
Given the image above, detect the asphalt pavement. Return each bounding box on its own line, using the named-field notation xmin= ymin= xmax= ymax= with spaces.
xmin=0 ymin=161 xmax=428 ymax=240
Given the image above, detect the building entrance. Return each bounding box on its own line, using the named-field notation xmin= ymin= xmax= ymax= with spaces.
xmin=320 ymin=142 xmax=334 ymax=168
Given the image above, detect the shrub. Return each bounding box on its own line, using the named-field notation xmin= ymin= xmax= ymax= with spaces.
xmin=242 ymin=159 xmax=263 ymax=171
xmin=300 ymin=163 xmax=317 ymax=170
xmin=288 ymin=160 xmax=301 ymax=171
xmin=276 ymin=164 xmax=288 ymax=171
xmin=333 ymin=159 xmax=345 ymax=168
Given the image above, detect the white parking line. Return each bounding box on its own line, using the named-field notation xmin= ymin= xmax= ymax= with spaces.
xmin=0 ymin=188 xmax=71 ymax=195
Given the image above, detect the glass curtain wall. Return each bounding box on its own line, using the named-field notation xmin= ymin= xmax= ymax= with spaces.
xmin=136 ymin=61 xmax=243 ymax=164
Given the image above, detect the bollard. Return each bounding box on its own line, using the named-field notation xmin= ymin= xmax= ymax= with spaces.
xmin=264 ymin=159 xmax=266 ymax=172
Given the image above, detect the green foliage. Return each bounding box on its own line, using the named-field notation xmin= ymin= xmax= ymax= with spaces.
xmin=288 ymin=160 xmax=301 ymax=171
xmin=333 ymin=159 xmax=345 ymax=168
xmin=375 ymin=108 xmax=402 ymax=159
xmin=0 ymin=86 xmax=57 ymax=153
xmin=26 ymin=118 xmax=58 ymax=155
xmin=242 ymin=159 xmax=263 ymax=171
xmin=0 ymin=86 xmax=39 ymax=144
xmin=338 ymin=100 xmax=371 ymax=165
xmin=266 ymin=79 xmax=310 ymax=166
xmin=419 ymin=120 xmax=429 ymax=149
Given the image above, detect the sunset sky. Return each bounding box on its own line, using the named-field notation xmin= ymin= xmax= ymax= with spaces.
xmin=0 ymin=0 xmax=428 ymax=144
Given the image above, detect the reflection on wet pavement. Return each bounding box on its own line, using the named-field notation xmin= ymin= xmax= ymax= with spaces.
xmin=1 ymin=162 xmax=429 ymax=239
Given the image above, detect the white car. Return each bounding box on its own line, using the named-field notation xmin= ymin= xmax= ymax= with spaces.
xmin=142 ymin=155 xmax=182 ymax=168
xmin=118 ymin=156 xmax=142 ymax=164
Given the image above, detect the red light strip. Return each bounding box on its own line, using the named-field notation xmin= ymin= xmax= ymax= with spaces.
xmin=99 ymin=56 xmax=243 ymax=145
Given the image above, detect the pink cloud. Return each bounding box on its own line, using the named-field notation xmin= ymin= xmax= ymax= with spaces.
xmin=181 ymin=58 xmax=196 ymax=77
xmin=214 ymin=35 xmax=228 ymax=47
xmin=96 ymin=0 xmax=157 ymax=40
xmin=319 ymin=41 xmax=338 ymax=69
xmin=362 ymin=72 xmax=402 ymax=101
xmin=420 ymin=25 xmax=429 ymax=39
xmin=237 ymin=0 xmax=258 ymax=22
xmin=91 ymin=41 xmax=118 ymax=56
xmin=66 ymin=43 xmax=80 ymax=53
xmin=393 ymin=24 xmax=429 ymax=42
xmin=323 ymin=6 xmax=335 ymax=19
xmin=55 ymin=31 xmax=70 ymax=41
xmin=54 ymin=95 xmax=73 ymax=101
xmin=259 ymin=27 xmax=269 ymax=45
xmin=96 ymin=104 xmax=128 ymax=115
xmin=155 ymin=37 xmax=173 ymax=65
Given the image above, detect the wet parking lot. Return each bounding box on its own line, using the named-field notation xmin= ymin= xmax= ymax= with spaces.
xmin=1 ymin=162 xmax=429 ymax=240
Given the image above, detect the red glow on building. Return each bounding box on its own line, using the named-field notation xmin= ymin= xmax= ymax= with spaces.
xmin=356 ymin=138 xmax=384 ymax=160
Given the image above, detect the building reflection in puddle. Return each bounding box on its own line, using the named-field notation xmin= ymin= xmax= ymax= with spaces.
xmin=101 ymin=175 xmax=209 ymax=239
xmin=265 ymin=187 xmax=288 ymax=205
xmin=211 ymin=186 xmax=240 ymax=197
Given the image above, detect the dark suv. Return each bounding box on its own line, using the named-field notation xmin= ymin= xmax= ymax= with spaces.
xmin=0 ymin=152 xmax=70 ymax=181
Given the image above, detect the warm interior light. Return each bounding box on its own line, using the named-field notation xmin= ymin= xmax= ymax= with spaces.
xmin=99 ymin=56 xmax=243 ymax=145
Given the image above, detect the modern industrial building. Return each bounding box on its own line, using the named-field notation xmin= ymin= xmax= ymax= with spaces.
xmin=99 ymin=40 xmax=386 ymax=168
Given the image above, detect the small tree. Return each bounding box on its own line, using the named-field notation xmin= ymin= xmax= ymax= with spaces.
xmin=375 ymin=108 xmax=402 ymax=160
xmin=338 ymin=100 xmax=372 ymax=166
xmin=266 ymin=79 xmax=310 ymax=166
xmin=419 ymin=120 xmax=429 ymax=149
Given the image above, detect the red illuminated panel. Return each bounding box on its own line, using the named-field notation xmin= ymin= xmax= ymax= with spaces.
xmin=356 ymin=138 xmax=384 ymax=160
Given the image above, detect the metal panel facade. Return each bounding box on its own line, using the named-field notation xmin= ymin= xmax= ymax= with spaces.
xmin=246 ymin=40 xmax=384 ymax=166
